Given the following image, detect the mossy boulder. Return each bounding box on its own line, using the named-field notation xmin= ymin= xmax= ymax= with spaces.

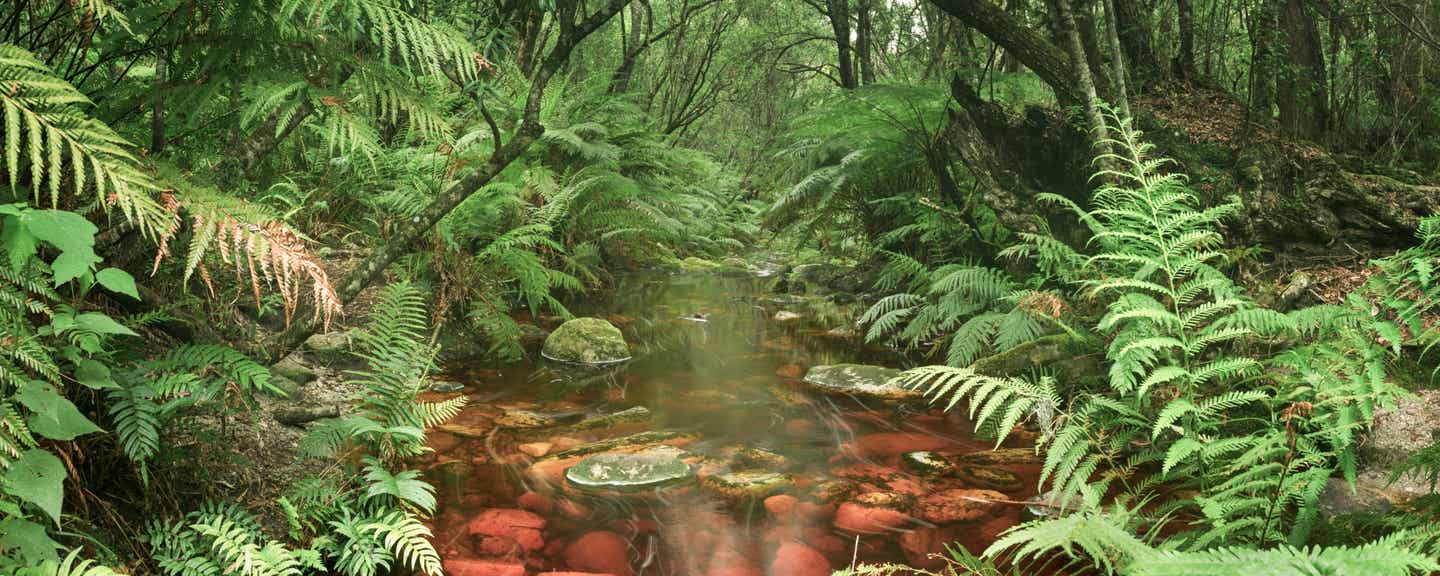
xmin=303 ymin=330 xmax=354 ymax=364
xmin=678 ymin=256 xmax=721 ymax=272
xmin=802 ymin=364 xmax=920 ymax=401
xmin=270 ymin=354 xmax=316 ymax=384
xmin=542 ymin=318 xmax=630 ymax=364
xmin=565 ymin=448 xmax=695 ymax=495
xmin=900 ymin=451 xmax=954 ymax=477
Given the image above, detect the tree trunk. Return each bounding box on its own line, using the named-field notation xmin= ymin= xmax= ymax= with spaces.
xmin=1053 ymin=0 xmax=1110 ymax=158
xmin=929 ymin=0 xmax=1107 ymax=106
xmin=1175 ymin=0 xmax=1196 ymax=79
xmin=858 ymin=0 xmax=876 ymax=85
xmin=1111 ymin=0 xmax=1160 ymax=90
xmin=270 ymin=0 xmax=632 ymax=356
xmin=827 ymin=0 xmax=857 ymax=88
xmin=1248 ymin=0 xmax=1280 ymax=130
xmin=1101 ymin=0 xmax=1131 ymax=118
xmin=1276 ymin=0 xmax=1328 ymax=138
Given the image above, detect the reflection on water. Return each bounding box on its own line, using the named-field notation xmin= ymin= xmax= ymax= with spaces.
xmin=422 ymin=272 xmax=1039 ymax=575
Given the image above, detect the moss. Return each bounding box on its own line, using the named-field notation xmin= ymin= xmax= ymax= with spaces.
xmin=541 ymin=317 xmax=630 ymax=364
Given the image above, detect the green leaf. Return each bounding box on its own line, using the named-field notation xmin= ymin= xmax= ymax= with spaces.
xmin=18 ymin=380 xmax=103 ymax=440
xmin=50 ymin=249 xmax=100 ymax=286
xmin=0 ymin=214 xmax=37 ymax=271
xmin=74 ymin=312 xmax=137 ymax=337
xmin=20 ymin=210 xmax=96 ymax=254
xmin=94 ymin=268 xmax=139 ymax=299
xmin=0 ymin=517 xmax=61 ymax=564
xmin=74 ymin=359 xmax=119 ymax=390
xmin=2 ymin=449 xmax=66 ymax=525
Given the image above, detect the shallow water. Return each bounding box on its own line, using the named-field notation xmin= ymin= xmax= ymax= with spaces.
xmin=422 ymin=272 xmax=1039 ymax=575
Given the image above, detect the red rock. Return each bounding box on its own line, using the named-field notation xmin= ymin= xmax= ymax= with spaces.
xmin=796 ymin=501 xmax=836 ymax=522
xmin=518 ymin=491 xmax=555 ymax=514
xmin=767 ymin=542 xmax=831 ymax=576
xmin=563 ymin=531 xmax=634 ymax=576
xmin=764 ymin=494 xmax=799 ymax=522
xmin=556 ymin=498 xmax=592 ymax=519
xmin=775 ymin=364 xmax=805 ymax=379
xmin=429 ymin=431 xmax=460 ymax=454
xmin=519 ymin=442 xmax=554 ymax=458
xmin=707 ymin=553 xmax=763 ymax=576
xmin=899 ymin=526 xmax=952 ymax=570
xmin=784 ymin=418 xmax=818 ymax=436
xmin=539 ymin=573 xmax=617 ymax=576
xmin=801 ymin=527 xmax=848 ymax=561
xmin=834 ymin=493 xmax=915 ymax=534
xmin=855 ymin=432 xmax=952 ymax=458
xmin=919 ymin=489 xmax=1006 ymax=524
xmin=444 ymin=559 xmax=525 ymax=576
xmin=467 ymin=508 xmax=547 ymax=553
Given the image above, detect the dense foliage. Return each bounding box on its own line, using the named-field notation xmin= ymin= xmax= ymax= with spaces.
xmin=5 ymin=0 xmax=1440 ymax=574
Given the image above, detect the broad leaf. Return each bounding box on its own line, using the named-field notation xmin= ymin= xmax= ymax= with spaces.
xmin=95 ymin=268 xmax=139 ymax=299
xmin=3 ymin=449 xmax=66 ymax=525
xmin=18 ymin=380 xmax=103 ymax=440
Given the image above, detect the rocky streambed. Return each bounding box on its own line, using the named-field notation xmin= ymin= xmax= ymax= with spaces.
xmin=418 ymin=272 xmax=1040 ymax=576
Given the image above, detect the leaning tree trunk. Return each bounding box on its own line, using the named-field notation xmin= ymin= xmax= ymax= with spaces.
xmin=1101 ymin=0 xmax=1132 ymax=119
xmin=929 ymin=0 xmax=1105 ymax=107
xmin=1053 ymin=0 xmax=1110 ymax=160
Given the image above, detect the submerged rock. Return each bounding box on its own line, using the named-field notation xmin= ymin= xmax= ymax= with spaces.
xmin=919 ymin=488 xmax=1006 ymax=523
xmin=565 ymin=448 xmax=695 ymax=495
xmin=956 ymin=448 xmax=1042 ymax=467
xmin=428 ymin=379 xmax=465 ymax=393
xmin=957 ymin=466 xmax=1023 ymax=491
xmin=801 ymin=364 xmax=920 ymax=401
xmin=834 ymin=491 xmax=916 ymax=534
xmin=562 ymin=531 xmax=635 ymax=576
xmin=542 ymin=318 xmax=631 ymax=364
xmin=900 ymin=451 xmax=955 ymax=477
xmin=702 ymin=470 xmax=793 ymax=501
xmin=773 ymin=310 xmax=802 ymax=321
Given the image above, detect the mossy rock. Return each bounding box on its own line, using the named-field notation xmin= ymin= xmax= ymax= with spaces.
xmin=802 ymin=364 xmax=920 ymax=401
xmin=565 ymin=448 xmax=695 ymax=495
xmin=701 ymin=470 xmax=792 ymax=501
xmin=548 ymin=430 xmax=699 ymax=460
xmin=270 ymin=355 xmax=316 ymax=384
xmin=956 ymin=466 xmax=1023 ymax=491
xmin=542 ymin=318 xmax=630 ymax=364
xmin=678 ymin=256 xmax=722 ymax=272
xmin=900 ymin=451 xmax=954 ymax=477
xmin=955 ymin=448 xmax=1042 ymax=467
xmin=303 ymin=330 xmax=354 ymax=364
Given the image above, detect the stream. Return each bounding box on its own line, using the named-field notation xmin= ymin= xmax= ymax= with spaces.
xmin=420 ymin=270 xmax=1041 ymax=576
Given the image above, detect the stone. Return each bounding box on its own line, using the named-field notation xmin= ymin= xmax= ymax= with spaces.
xmin=270 ymin=354 xmax=316 ymax=384
xmin=269 ymin=374 xmax=303 ymax=399
xmin=517 ymin=491 xmax=555 ymax=514
xmin=444 ymin=559 xmax=525 ymax=576
xmin=1363 ymin=389 xmax=1440 ymax=467
xmin=956 ymin=448 xmax=1043 ymax=467
xmin=496 ymin=409 xmax=562 ymax=429
xmin=700 ymin=470 xmax=792 ymax=501
xmin=565 ymin=449 xmax=695 ymax=495
xmin=542 ymin=318 xmax=631 ymax=364
xmin=775 ymin=364 xmax=805 ymax=379
xmin=920 ymin=489 xmax=1006 ymax=523
xmin=518 ymin=442 xmax=553 ymax=458
xmin=568 ymin=406 xmax=652 ymax=431
xmin=956 ymin=466 xmax=1024 ymax=491
xmin=773 ymin=311 xmax=801 ymax=321
xmin=303 ymin=330 xmax=353 ymax=364
xmin=802 ymin=364 xmax=920 ymax=401
xmin=519 ymin=323 xmax=550 ymax=353
xmin=679 ymin=256 xmax=722 ymax=272
xmin=834 ymin=492 xmax=915 ymax=534
xmin=562 ymin=531 xmax=634 ymax=576
xmin=900 ymin=451 xmax=955 ymax=477
xmin=428 ymin=379 xmax=465 ymax=393
xmin=764 ymin=494 xmax=799 ymax=521
xmin=856 ymin=433 xmax=952 ymax=457
xmin=466 ymin=508 xmax=546 ymax=554
xmin=767 ymin=542 xmax=831 ymax=576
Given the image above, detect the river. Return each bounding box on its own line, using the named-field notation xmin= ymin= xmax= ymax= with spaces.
xmin=421 ymin=270 xmax=1040 ymax=576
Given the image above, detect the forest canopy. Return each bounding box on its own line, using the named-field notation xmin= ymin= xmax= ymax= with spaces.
xmin=5 ymin=0 xmax=1440 ymax=575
